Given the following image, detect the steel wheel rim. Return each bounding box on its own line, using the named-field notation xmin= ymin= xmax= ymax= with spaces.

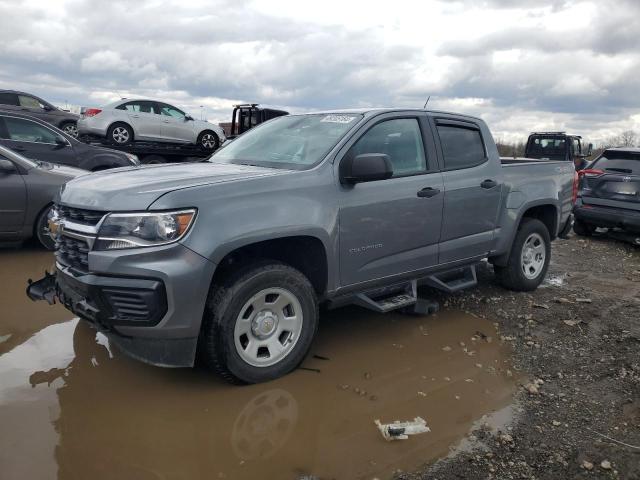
xmin=112 ymin=127 xmax=129 ymax=143
xmin=63 ymin=124 xmax=78 ymax=137
xmin=234 ymin=287 xmax=303 ymax=367
xmin=201 ymin=133 xmax=216 ymax=149
xmin=521 ymin=233 xmax=546 ymax=279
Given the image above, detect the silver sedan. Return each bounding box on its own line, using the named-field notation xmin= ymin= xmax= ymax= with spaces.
xmin=77 ymin=99 xmax=226 ymax=151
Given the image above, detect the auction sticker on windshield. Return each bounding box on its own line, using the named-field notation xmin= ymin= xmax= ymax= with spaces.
xmin=321 ymin=114 xmax=358 ymax=124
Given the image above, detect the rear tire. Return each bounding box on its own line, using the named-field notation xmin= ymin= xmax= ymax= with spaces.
xmin=495 ymin=218 xmax=551 ymax=292
xmin=198 ymin=130 xmax=219 ymax=151
xmin=107 ymin=123 xmax=133 ymax=146
xmin=200 ymin=261 xmax=318 ymax=384
xmin=35 ymin=204 xmax=56 ymax=251
xmin=573 ymin=219 xmax=595 ymax=237
xmin=60 ymin=121 xmax=78 ymax=138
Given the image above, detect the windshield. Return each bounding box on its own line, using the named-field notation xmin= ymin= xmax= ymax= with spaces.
xmin=526 ymin=136 xmax=566 ymax=160
xmin=210 ymin=113 xmax=363 ymax=170
xmin=592 ymin=152 xmax=640 ymax=175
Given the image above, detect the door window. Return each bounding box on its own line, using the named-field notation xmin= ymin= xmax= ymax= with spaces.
xmin=436 ymin=124 xmax=486 ymax=170
xmin=348 ymin=118 xmax=427 ymax=177
xmin=0 ymin=93 xmax=19 ymax=106
xmin=117 ymin=101 xmax=158 ymax=114
xmin=158 ymin=103 xmax=185 ymax=118
xmin=1 ymin=117 xmax=60 ymax=144
xmin=18 ymin=95 xmax=44 ymax=109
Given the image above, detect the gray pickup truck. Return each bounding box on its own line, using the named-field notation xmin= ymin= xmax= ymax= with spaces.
xmin=28 ymin=108 xmax=577 ymax=383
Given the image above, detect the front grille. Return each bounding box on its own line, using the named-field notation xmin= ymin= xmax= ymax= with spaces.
xmin=56 ymin=204 xmax=105 ymax=226
xmin=55 ymin=235 xmax=90 ymax=271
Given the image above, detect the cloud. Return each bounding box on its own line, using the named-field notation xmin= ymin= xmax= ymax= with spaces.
xmin=0 ymin=0 xmax=637 ymax=144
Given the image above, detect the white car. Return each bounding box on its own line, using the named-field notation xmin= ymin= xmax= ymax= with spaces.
xmin=77 ymin=99 xmax=225 ymax=151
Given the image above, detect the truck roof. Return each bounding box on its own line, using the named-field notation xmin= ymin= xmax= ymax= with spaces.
xmin=299 ymin=107 xmax=483 ymax=122
xmin=529 ymin=131 xmax=582 ymax=139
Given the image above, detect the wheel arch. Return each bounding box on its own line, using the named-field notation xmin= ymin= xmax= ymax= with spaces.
xmin=490 ymin=201 xmax=559 ymax=267
xmin=210 ymin=235 xmax=329 ymax=297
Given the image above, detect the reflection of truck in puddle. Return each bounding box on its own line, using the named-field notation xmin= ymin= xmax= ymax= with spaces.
xmin=13 ymin=308 xmax=515 ymax=480
xmin=28 ymin=108 xmax=576 ymax=384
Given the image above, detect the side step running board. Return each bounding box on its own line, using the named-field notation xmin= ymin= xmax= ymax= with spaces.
xmin=353 ymin=280 xmax=439 ymax=315
xmin=424 ymin=265 xmax=477 ymax=293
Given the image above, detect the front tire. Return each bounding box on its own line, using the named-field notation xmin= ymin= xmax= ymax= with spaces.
xmin=35 ymin=204 xmax=56 ymax=250
xmin=200 ymin=262 xmax=318 ymax=384
xmin=495 ymin=218 xmax=551 ymax=292
xmin=198 ymin=130 xmax=219 ymax=151
xmin=107 ymin=123 xmax=133 ymax=146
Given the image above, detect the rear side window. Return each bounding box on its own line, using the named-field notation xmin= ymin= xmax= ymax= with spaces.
xmin=0 ymin=93 xmax=19 ymax=106
xmin=593 ymin=153 xmax=640 ymax=175
xmin=1 ymin=116 xmax=60 ymax=144
xmin=348 ymin=118 xmax=427 ymax=177
xmin=437 ymin=124 xmax=486 ymax=170
xmin=117 ymin=101 xmax=158 ymax=114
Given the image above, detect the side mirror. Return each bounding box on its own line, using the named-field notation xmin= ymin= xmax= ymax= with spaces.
xmin=184 ymin=115 xmax=194 ymax=121
xmin=54 ymin=136 xmax=67 ymax=148
xmin=340 ymin=153 xmax=393 ymax=184
xmin=43 ymin=104 xmax=54 ymax=111
xmin=0 ymin=158 xmax=16 ymax=174
xmin=587 ymin=143 xmax=593 ymax=156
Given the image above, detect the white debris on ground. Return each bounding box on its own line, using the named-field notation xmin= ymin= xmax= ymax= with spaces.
xmin=374 ymin=417 xmax=430 ymax=441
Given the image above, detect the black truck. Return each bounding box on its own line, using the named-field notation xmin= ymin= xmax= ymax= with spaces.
xmin=525 ymin=132 xmax=592 ymax=170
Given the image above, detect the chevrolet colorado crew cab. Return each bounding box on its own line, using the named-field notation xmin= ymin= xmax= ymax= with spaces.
xmin=28 ymin=108 xmax=577 ymax=383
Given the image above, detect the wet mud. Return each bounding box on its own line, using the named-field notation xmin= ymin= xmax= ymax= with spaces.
xmin=0 ymin=249 xmax=517 ymax=480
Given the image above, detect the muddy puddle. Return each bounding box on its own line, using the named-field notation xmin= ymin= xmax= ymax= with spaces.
xmin=0 ymin=249 xmax=517 ymax=480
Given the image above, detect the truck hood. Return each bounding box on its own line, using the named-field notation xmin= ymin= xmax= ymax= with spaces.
xmin=59 ymin=162 xmax=288 ymax=210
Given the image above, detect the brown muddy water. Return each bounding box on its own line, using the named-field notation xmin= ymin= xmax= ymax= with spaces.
xmin=0 ymin=248 xmax=517 ymax=480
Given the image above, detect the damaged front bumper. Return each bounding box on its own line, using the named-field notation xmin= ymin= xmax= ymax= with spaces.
xmin=26 ymin=256 xmax=213 ymax=368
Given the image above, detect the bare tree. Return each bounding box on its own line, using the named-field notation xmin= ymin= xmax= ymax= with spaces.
xmin=603 ymin=130 xmax=638 ymax=148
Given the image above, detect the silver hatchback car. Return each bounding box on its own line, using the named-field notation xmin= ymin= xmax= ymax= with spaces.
xmin=77 ymin=99 xmax=226 ymax=151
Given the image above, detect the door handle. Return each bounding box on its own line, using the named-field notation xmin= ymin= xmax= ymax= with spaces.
xmin=481 ymin=179 xmax=498 ymax=189
xmin=417 ymin=187 xmax=441 ymax=198
xmin=131 ymin=114 xmax=140 ymax=118
xmin=12 ymin=146 xmax=26 ymax=152
xmin=163 ymin=120 xmax=170 ymax=123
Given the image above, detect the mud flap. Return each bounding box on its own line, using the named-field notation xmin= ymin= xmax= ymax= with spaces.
xmin=558 ymin=214 xmax=574 ymax=239
xmin=26 ymin=271 xmax=57 ymax=305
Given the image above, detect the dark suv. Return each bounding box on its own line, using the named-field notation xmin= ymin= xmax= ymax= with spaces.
xmin=574 ymin=147 xmax=640 ymax=238
xmin=0 ymin=90 xmax=80 ymax=137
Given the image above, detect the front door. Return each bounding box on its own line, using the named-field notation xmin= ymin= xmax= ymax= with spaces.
xmin=338 ymin=116 xmax=444 ymax=287
xmin=157 ymin=103 xmax=193 ymax=143
xmin=0 ymin=157 xmax=27 ymax=235
xmin=0 ymin=116 xmax=73 ymax=166
xmin=433 ymin=118 xmax=502 ymax=263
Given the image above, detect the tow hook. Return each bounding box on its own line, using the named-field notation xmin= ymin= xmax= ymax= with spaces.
xmin=26 ymin=271 xmax=57 ymax=305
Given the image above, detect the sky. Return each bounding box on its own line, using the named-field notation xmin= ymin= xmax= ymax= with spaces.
xmin=1 ymin=0 xmax=639 ymax=144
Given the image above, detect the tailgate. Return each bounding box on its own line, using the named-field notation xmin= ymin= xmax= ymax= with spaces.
xmin=582 ymin=173 xmax=640 ymax=211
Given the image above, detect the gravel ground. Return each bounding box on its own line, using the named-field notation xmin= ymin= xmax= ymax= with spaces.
xmin=399 ymin=232 xmax=640 ymax=480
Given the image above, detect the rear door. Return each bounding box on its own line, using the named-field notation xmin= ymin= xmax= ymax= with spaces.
xmin=157 ymin=102 xmax=193 ymax=143
xmin=581 ymin=152 xmax=640 ymax=212
xmin=0 ymin=156 xmax=27 ymax=235
xmin=433 ymin=118 xmax=502 ymax=263
xmin=0 ymin=115 xmax=73 ymax=165
xmin=117 ymin=101 xmax=162 ymax=140
xmin=338 ymin=113 xmax=444 ymax=286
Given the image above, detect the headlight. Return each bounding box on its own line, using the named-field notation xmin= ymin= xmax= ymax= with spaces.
xmin=125 ymin=153 xmax=140 ymax=165
xmin=94 ymin=209 xmax=196 ymax=250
